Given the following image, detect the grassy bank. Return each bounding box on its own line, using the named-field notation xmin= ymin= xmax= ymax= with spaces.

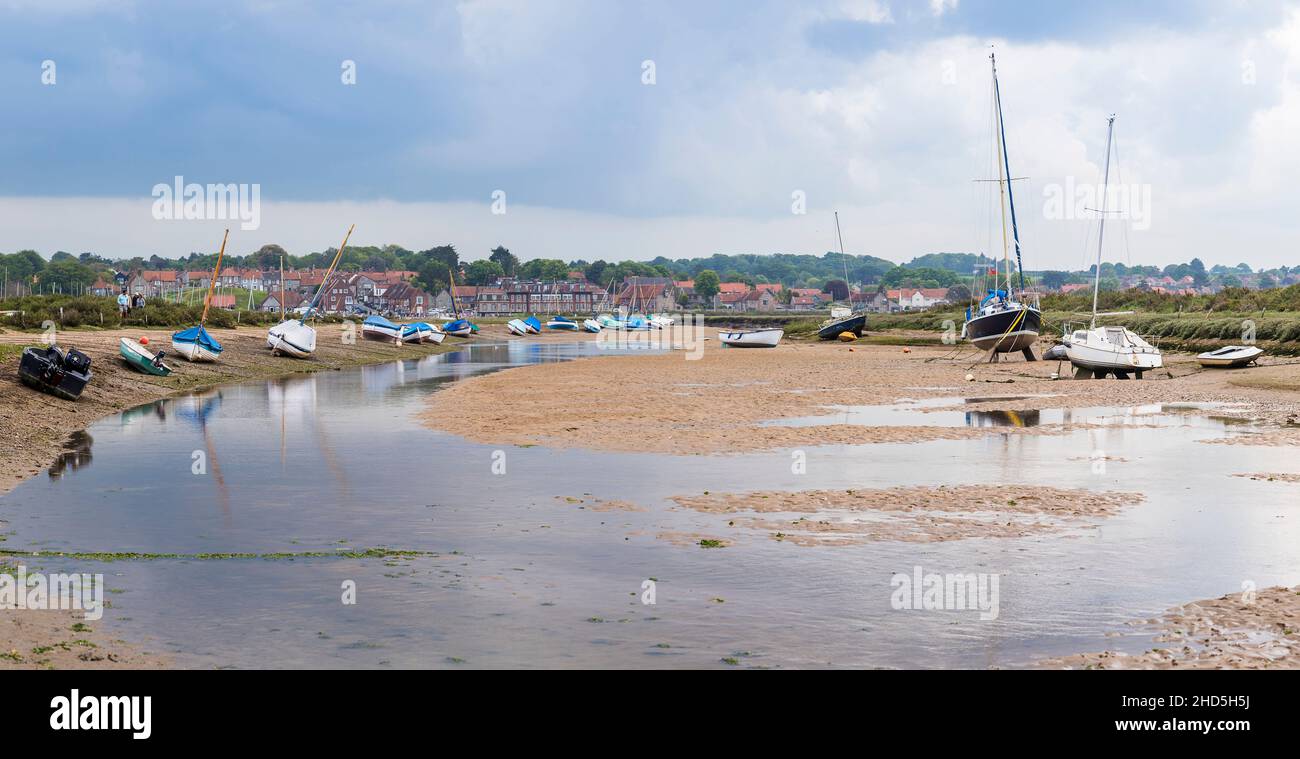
xmin=0 ymin=293 xmax=352 ymax=331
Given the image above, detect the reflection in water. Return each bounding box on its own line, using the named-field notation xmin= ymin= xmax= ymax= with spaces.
xmin=965 ymin=409 xmax=1042 ymax=428
xmin=48 ymin=430 xmax=93 ymax=479
xmin=9 ymin=342 xmax=1295 ymax=669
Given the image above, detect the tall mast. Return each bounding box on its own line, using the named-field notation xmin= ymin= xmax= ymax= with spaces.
xmin=200 ymin=229 xmax=229 ymax=328
xmin=992 ymin=63 xmax=1012 ymax=294
xmin=301 ymin=224 xmax=355 ymax=324
xmin=1091 ymin=115 xmax=1116 ymax=328
xmin=991 ymin=53 xmax=1026 ymax=293
xmin=834 ymin=211 xmax=850 ymax=301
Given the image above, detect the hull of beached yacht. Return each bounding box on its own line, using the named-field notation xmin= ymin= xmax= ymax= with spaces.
xmin=268 ymin=319 xmax=317 ymax=358
xmin=1064 ymin=326 xmax=1163 ymax=377
xmin=964 ymin=306 xmax=1041 ymax=353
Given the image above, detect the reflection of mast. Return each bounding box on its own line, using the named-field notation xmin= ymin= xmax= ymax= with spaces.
xmin=203 ymin=422 xmax=232 ymax=526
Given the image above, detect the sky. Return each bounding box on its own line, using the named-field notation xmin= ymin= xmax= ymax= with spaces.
xmin=1 ymin=0 xmax=1298 ymax=270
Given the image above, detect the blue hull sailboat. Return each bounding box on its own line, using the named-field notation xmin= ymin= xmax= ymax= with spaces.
xmin=172 ymin=229 xmax=229 ymax=362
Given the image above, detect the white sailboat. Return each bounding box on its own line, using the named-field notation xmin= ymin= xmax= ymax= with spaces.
xmin=1062 ymin=116 xmax=1162 ymax=379
xmin=268 ymin=224 xmax=355 ymax=358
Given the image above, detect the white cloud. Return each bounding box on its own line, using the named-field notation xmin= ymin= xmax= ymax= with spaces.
xmin=839 ymin=0 xmax=894 ymax=24
xmin=930 ymin=0 xmax=958 ymax=17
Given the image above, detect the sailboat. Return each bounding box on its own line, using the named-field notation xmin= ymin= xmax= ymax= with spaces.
xmin=1062 ymin=115 xmax=1162 ymax=379
xmin=172 ymin=229 xmax=229 ymax=362
xmin=267 ymin=224 xmax=355 ymax=358
xmin=962 ymin=53 xmax=1041 ymax=360
xmin=361 ymin=315 xmax=402 ymax=342
xmin=817 ymin=211 xmax=867 ymax=340
xmin=442 ymin=267 xmax=477 ymax=337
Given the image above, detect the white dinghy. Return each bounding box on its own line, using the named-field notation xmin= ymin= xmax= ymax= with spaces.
xmin=718 ymin=328 xmax=784 ymax=348
xmin=1197 ymin=345 xmax=1263 ymax=368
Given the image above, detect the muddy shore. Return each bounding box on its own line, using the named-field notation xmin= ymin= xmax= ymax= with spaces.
xmin=421 ymin=338 xmax=1300 ymax=454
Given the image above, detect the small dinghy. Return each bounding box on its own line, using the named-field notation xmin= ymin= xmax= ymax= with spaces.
xmin=1197 ymin=345 xmax=1263 ymax=368
xmin=507 ymin=318 xmax=530 ymax=336
xmin=547 ymin=316 xmax=579 ymax=331
xmin=719 ymin=328 xmax=784 ymax=348
xmin=401 ymin=322 xmax=440 ymax=344
xmin=523 ymin=316 xmax=542 ymax=334
xmin=1042 ymin=343 xmax=1069 ymax=361
xmin=362 ymin=315 xmax=402 ymax=342
xmin=18 ymin=344 xmax=93 ymax=400
xmin=582 ymin=319 xmax=602 ymax=333
xmin=120 ymin=337 xmax=173 ymax=376
xmin=443 ymin=319 xmax=475 ymax=337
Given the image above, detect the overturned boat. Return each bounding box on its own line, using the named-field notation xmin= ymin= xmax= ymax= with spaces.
xmin=507 ymin=318 xmax=530 ymax=336
xmin=18 ymin=344 xmax=93 ymax=401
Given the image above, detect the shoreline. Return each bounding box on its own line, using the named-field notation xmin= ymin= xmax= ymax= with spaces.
xmin=0 ymin=321 xmax=495 ymax=670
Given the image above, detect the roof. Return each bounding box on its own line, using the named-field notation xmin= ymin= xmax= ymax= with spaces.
xmin=718 ymin=282 xmax=750 ymax=294
xmin=141 ymin=270 xmax=179 ymax=282
xmin=896 ymin=288 xmax=951 ymax=300
xmin=451 ymin=285 xmax=479 ymax=296
xmin=719 ymin=291 xmax=748 ymax=304
xmin=1059 ymin=283 xmax=1091 ymax=293
xmin=754 ymin=283 xmax=782 ymax=293
xmin=208 ymin=294 xmax=236 ymax=308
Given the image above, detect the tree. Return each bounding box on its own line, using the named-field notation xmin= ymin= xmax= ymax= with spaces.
xmin=1039 ymin=270 xmax=1070 ymax=290
xmin=694 ymin=270 xmax=721 ymax=300
xmin=489 ymin=246 xmax=519 ymax=277
xmin=36 ymin=259 xmax=97 ymax=293
xmin=1189 ymin=258 xmax=1208 ymax=287
xmin=465 ymin=259 xmax=505 ymax=285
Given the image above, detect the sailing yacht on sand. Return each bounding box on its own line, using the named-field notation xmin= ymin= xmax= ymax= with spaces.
xmin=961 ymin=53 xmax=1042 ymax=360
xmin=1061 ymin=115 xmax=1163 ymax=379
xmin=267 ymin=224 xmax=355 ymax=358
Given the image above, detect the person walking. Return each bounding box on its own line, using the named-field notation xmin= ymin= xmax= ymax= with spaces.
xmin=118 ymin=289 xmax=130 ymax=317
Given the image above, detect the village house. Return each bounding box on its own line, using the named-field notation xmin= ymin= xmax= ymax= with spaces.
xmin=615 ymin=277 xmax=677 ymax=312
xmin=89 ymin=277 xmax=116 ymax=297
xmin=380 ymin=281 xmax=433 ymax=316
xmin=259 ymin=291 xmax=305 ymax=313
xmin=851 ymin=290 xmax=892 ymax=313
xmin=889 ymin=287 xmax=952 ymax=311
xmin=129 ymin=270 xmax=182 ymax=297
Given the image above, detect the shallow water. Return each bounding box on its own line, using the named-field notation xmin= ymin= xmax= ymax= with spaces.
xmin=3 ymin=341 xmax=1299 ymax=669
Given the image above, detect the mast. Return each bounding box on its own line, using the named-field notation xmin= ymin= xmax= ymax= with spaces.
xmin=448 ymin=267 xmax=462 ymax=318
xmin=199 ymin=229 xmax=229 ymax=329
xmin=1091 ymin=115 xmax=1116 ymax=328
xmin=279 ymin=254 xmax=286 ymax=321
xmin=301 ymin=224 xmax=355 ymax=324
xmin=834 ymin=211 xmax=850 ymax=304
xmin=992 ymin=70 xmax=1012 ymax=294
xmin=991 ymin=53 xmax=1026 ymax=293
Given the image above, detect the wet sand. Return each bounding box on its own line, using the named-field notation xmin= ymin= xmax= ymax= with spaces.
xmin=669 ymin=485 xmax=1142 ymax=545
xmin=1041 ymin=585 xmax=1300 ymax=669
xmin=421 ymin=340 xmax=1300 ymax=454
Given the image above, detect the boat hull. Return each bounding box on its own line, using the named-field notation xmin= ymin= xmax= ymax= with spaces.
xmin=422 ymin=329 xmax=446 ymax=345
xmin=719 ymin=328 xmax=784 ymax=348
xmin=582 ymin=319 xmax=602 ymax=333
xmin=119 ymin=338 xmax=172 ymax=376
xmin=546 ymin=321 xmax=579 ymax=330
xmin=818 ymin=314 xmax=866 ymax=340
xmin=1064 ymin=331 xmax=1163 ymax=377
xmin=171 ymin=339 xmax=222 ymax=362
xmin=1197 ymin=346 xmax=1263 ymax=368
xmin=507 ymin=319 xmax=530 ymax=336
xmin=965 ymin=307 xmax=1041 ymax=353
xmin=268 ymin=320 xmax=317 ymax=358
